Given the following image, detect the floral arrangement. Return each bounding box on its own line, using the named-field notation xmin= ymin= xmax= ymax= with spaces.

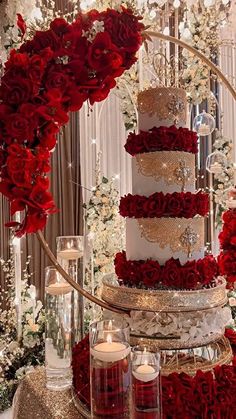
xmin=83 ymin=171 xmax=125 ymax=326
xmin=179 ymin=1 xmax=230 ymax=105
xmin=114 ymin=251 xmax=219 ymax=290
xmin=0 ymin=245 xmax=44 ymax=412
xmin=0 ymin=8 xmax=144 ymax=236
xmin=72 ymin=334 xmax=236 ymax=418
xmin=124 ymin=126 xmax=198 ymax=155
xmin=218 ymin=209 xmax=236 ymax=286
xmin=212 ymin=130 xmax=234 ymax=224
xmin=119 ymin=191 xmax=209 ymax=219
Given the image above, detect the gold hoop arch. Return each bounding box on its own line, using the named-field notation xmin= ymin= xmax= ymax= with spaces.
xmin=36 ymin=31 xmax=236 ymax=313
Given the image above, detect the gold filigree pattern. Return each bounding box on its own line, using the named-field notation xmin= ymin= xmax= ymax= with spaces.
xmin=137 ymin=217 xmax=204 ymax=254
xmin=102 ymin=275 xmax=227 ymax=313
xmin=138 ymin=87 xmax=187 ymax=124
xmin=136 ymin=151 xmax=195 ymax=190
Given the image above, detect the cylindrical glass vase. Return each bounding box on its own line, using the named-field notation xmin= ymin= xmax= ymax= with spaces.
xmin=90 ymin=319 xmax=131 ymax=419
xmin=56 ymin=235 xmax=84 ymax=343
xmin=132 ymin=346 xmax=161 ymax=419
xmin=45 ymin=266 xmax=73 ymax=390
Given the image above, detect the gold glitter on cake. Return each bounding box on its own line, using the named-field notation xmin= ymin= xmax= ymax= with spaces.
xmin=137 ymin=217 xmax=204 ymax=254
xmin=135 ymin=151 xmax=195 ymax=190
xmin=137 ymin=87 xmax=187 ymax=124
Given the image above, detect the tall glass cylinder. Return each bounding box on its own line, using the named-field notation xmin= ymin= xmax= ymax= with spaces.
xmin=90 ymin=319 xmax=131 ymax=419
xmin=45 ymin=266 xmax=73 ymax=391
xmin=132 ymin=346 xmax=161 ymax=419
xmin=56 ymin=235 xmax=84 ymax=343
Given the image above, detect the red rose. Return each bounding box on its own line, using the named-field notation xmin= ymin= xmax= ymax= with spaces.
xmin=50 ymin=18 xmax=69 ymax=35
xmin=222 ymin=209 xmax=236 ymax=224
xmin=115 ymin=252 xmax=129 ymax=280
xmin=225 ymin=328 xmax=236 ymax=346
xmin=6 ymin=50 xmax=29 ymax=69
xmin=182 ymin=192 xmax=195 ymax=218
xmin=218 ymin=251 xmax=236 ymax=276
xmin=17 ymin=14 xmax=26 ymax=36
xmin=5 ymin=114 xmax=36 ymax=143
xmin=31 ymin=29 xmax=60 ymax=52
xmin=196 ymin=255 xmax=218 ymax=285
xmin=28 ymin=54 xmax=47 ymax=82
xmin=143 ymin=192 xmax=165 ymax=217
xmin=165 ymin=192 xmax=183 ymax=217
xmin=196 ymin=191 xmax=209 ymax=216
xmin=103 ymin=7 xmax=143 ymax=54
xmin=194 ymin=370 xmax=215 ymax=405
xmin=182 ymin=261 xmax=200 ymax=289
xmin=29 ymin=185 xmax=54 ymax=210
xmin=219 ymin=227 xmax=232 ymax=249
xmin=162 ymin=258 xmax=182 ymax=288
xmin=140 ymin=260 xmax=161 ymax=288
xmin=88 ymin=32 xmax=114 ymax=71
xmin=45 ymin=71 xmax=70 ymax=92
xmin=0 ymin=77 xmax=35 ymax=106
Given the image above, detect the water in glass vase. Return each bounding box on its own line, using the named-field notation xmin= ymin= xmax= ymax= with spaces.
xmin=45 ymin=277 xmax=73 ymax=391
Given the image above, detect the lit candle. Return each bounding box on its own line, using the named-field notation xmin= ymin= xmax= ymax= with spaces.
xmin=57 ymin=249 xmax=83 ymax=260
xmin=91 ymin=333 xmax=131 ymax=362
xmin=133 ymin=363 xmax=159 ymax=382
xmin=198 ymin=123 xmax=209 ymax=136
xmin=45 ymin=282 xmax=73 ymax=296
xmin=209 ymin=162 xmax=222 ymax=174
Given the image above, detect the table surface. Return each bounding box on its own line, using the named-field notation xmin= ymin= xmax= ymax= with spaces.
xmin=13 ymin=368 xmax=84 ymax=419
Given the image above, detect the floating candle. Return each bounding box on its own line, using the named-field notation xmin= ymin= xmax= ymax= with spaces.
xmin=57 ymin=249 xmax=83 ymax=260
xmin=198 ymin=123 xmax=209 ymax=136
xmin=133 ymin=363 xmax=159 ymax=382
xmin=45 ymin=282 xmax=73 ymax=296
xmin=91 ymin=334 xmax=130 ymax=362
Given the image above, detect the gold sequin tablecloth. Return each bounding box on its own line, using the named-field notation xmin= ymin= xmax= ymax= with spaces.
xmin=13 ymin=367 xmax=83 ymax=419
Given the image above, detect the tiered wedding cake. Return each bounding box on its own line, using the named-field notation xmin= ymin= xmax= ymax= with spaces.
xmin=102 ymin=87 xmax=232 ymax=364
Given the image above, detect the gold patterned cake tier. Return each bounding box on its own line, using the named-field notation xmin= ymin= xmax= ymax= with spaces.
xmin=135 ymin=151 xmax=195 ymax=192
xmin=102 ymin=274 xmax=227 ymax=312
xmin=138 ymin=87 xmax=187 ymax=128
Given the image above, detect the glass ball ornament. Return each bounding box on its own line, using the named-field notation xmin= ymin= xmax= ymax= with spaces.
xmin=206 ymin=151 xmax=227 ymax=174
xmin=193 ymin=110 xmax=216 ymax=136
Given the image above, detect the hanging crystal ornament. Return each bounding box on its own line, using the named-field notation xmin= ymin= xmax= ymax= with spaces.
xmin=180 ymin=226 xmax=199 ymax=257
xmin=206 ymin=151 xmax=227 ymax=174
xmin=193 ymin=110 xmax=216 ymax=136
xmin=175 ymin=160 xmax=192 ymax=192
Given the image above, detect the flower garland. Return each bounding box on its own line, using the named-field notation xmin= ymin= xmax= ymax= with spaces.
xmin=124 ymin=126 xmax=198 ymax=155
xmin=179 ymin=1 xmax=230 ymax=105
xmin=212 ymin=130 xmax=234 ymax=225
xmin=83 ymin=172 xmax=125 ymax=327
xmin=0 ymin=8 xmax=144 ymax=236
xmin=114 ymin=251 xmax=218 ymax=290
xmin=119 ymin=191 xmax=209 ymax=219
xmin=218 ymin=209 xmax=236 ymax=286
xmin=72 ymin=334 xmax=236 ymax=418
xmin=0 ymin=246 xmax=44 ymax=412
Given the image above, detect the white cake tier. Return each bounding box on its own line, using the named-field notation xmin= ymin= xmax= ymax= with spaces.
xmin=126 ymin=217 xmax=205 ymax=264
xmin=138 ymin=87 xmax=187 ymax=131
xmin=132 ymin=151 xmax=196 ymax=195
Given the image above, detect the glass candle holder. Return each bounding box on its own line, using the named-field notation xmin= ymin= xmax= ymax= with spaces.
xmin=45 ymin=266 xmax=73 ymax=391
xmin=56 ymin=235 xmax=84 ymax=343
xmin=132 ymin=346 xmax=161 ymax=419
xmin=90 ymin=319 xmax=131 ymax=419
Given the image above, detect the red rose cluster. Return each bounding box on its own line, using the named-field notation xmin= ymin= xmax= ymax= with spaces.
xmin=0 ymin=8 xmax=144 ymax=236
xmin=114 ymin=251 xmax=218 ymax=289
xmin=72 ymin=335 xmax=236 ymax=418
xmin=124 ymin=125 xmax=198 ymax=156
xmin=218 ymin=210 xmax=236 ymax=286
xmin=119 ymin=191 xmax=209 ymax=219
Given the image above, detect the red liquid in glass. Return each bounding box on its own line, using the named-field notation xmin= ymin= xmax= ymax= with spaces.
xmin=132 ymin=376 xmax=160 ymax=419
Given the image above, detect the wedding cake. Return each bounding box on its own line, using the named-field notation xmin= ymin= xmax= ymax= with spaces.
xmin=102 ymin=87 xmax=232 ymax=359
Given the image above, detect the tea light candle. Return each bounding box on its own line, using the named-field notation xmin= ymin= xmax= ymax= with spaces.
xmin=45 ymin=282 xmax=73 ymax=296
xmin=209 ymin=162 xmax=222 ymax=174
xmin=91 ymin=334 xmax=130 ymax=362
xmin=198 ymin=123 xmax=209 ymax=136
xmin=133 ymin=363 xmax=159 ymax=382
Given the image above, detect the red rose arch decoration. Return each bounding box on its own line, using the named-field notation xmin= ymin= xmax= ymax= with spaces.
xmin=0 ymin=8 xmax=144 ymax=236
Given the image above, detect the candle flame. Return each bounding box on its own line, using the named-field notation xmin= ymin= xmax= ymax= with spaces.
xmin=107 ymin=333 xmax=112 ymax=344
xmin=108 ymin=320 xmax=113 ymax=331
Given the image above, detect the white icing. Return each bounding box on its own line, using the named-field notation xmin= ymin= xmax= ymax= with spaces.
xmin=138 ymin=116 xmax=185 ymax=131
xmin=126 ymin=218 xmax=205 ymax=264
